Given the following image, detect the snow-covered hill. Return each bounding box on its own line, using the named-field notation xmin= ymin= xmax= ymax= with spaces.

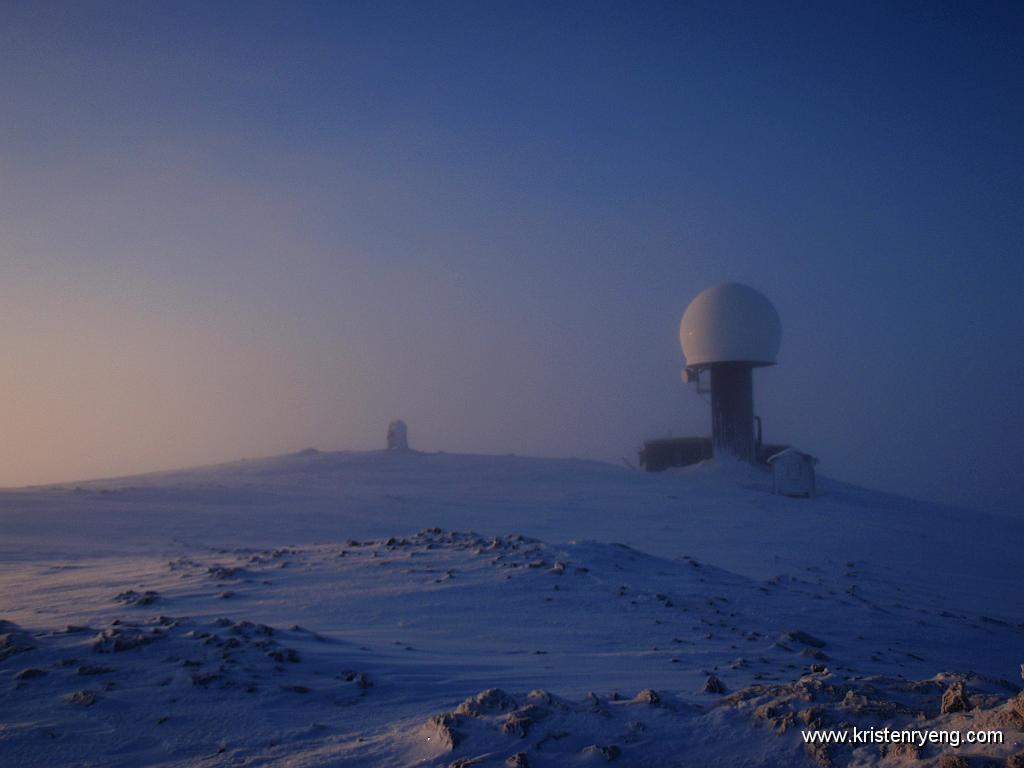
xmin=1 ymin=450 xmax=1021 ymax=766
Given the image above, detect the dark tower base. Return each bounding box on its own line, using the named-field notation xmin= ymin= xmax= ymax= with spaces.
xmin=710 ymin=362 xmax=754 ymax=462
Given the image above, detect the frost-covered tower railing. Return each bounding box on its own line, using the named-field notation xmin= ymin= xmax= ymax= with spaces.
xmin=679 ymin=283 xmax=781 ymax=463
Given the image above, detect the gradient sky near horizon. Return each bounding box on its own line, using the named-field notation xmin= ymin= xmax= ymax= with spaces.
xmin=1 ymin=1 xmax=1022 ymax=514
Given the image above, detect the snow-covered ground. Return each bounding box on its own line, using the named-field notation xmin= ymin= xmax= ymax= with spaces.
xmin=1 ymin=449 xmax=1021 ymax=766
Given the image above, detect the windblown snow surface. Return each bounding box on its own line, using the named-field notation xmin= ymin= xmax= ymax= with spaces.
xmin=1 ymin=449 xmax=1021 ymax=767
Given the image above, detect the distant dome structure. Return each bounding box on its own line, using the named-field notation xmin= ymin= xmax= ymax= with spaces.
xmin=679 ymin=282 xmax=781 ymax=369
xmin=387 ymin=420 xmax=408 ymax=451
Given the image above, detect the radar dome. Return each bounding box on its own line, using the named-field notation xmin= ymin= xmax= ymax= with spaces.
xmin=679 ymin=283 xmax=781 ymax=367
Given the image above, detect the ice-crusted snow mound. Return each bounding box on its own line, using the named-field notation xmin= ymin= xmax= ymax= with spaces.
xmin=0 ymin=614 xmax=373 ymax=764
xmin=1 ymin=527 xmax=1022 ymax=766
xmin=1 ymin=450 xmax=1022 ymax=766
xmin=2 ymin=448 xmax=1020 ymax=616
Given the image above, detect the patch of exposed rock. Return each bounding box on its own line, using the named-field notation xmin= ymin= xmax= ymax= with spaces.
xmin=940 ymin=681 xmax=970 ymax=715
xmin=113 ymin=589 xmax=160 ymax=607
xmin=782 ymin=629 xmax=826 ymax=648
xmin=718 ymin=669 xmax=1024 ymax=767
xmin=704 ymin=675 xmax=726 ymax=694
xmin=420 ymin=687 xmax=696 ymax=765
xmin=0 ymin=621 xmax=35 ymax=661
xmin=64 ymin=689 xmax=98 ymax=706
xmin=92 ymin=626 xmax=161 ymax=653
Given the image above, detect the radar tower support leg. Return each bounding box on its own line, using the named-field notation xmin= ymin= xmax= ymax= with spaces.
xmin=710 ymin=362 xmax=755 ymax=463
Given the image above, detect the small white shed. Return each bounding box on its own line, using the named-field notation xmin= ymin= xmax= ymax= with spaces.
xmin=767 ymin=448 xmax=817 ymax=497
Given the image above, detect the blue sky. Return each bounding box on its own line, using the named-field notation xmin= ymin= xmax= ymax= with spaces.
xmin=1 ymin=1 xmax=1022 ymax=514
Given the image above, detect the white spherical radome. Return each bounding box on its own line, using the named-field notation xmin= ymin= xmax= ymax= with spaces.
xmin=679 ymin=283 xmax=781 ymax=367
